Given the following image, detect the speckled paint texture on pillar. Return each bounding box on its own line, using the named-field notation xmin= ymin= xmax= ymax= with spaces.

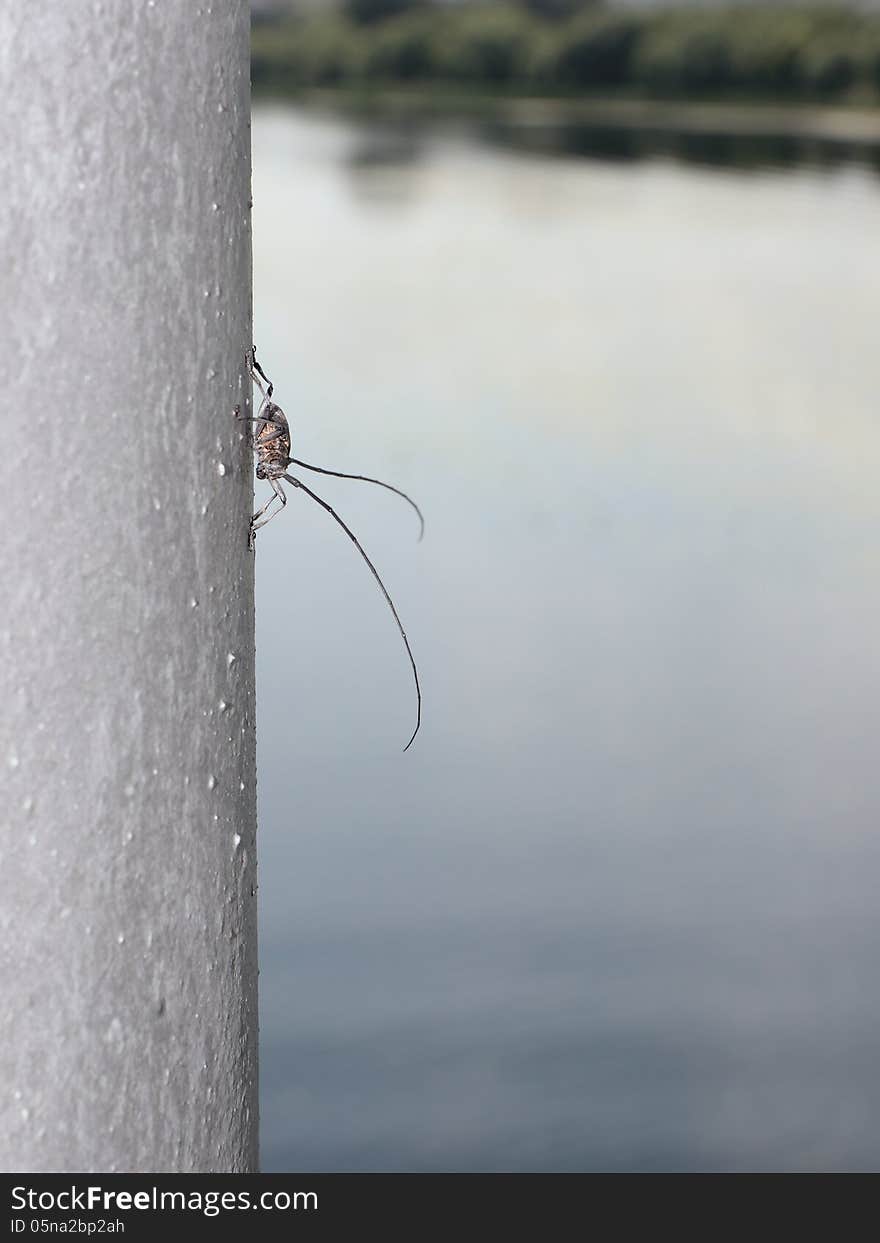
xmin=0 ymin=2 xmax=258 ymax=1172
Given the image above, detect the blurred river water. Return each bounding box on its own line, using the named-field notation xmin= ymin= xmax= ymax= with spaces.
xmin=252 ymin=103 xmax=880 ymax=1171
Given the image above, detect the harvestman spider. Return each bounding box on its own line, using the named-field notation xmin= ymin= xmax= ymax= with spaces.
xmin=234 ymin=347 xmax=423 ymax=751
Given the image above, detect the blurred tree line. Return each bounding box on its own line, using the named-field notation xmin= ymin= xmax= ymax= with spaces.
xmin=251 ymin=2 xmax=880 ymax=101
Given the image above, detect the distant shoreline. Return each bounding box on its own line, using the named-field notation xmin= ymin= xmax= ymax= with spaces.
xmin=251 ymin=5 xmax=880 ymax=141
xmin=259 ymin=87 xmax=880 ymax=152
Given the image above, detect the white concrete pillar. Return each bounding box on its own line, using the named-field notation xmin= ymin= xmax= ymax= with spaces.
xmin=0 ymin=1 xmax=258 ymax=1172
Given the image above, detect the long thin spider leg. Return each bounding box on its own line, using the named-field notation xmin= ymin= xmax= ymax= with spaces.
xmin=237 ymin=415 xmax=287 ymax=448
xmin=235 ymin=390 xmax=276 ymax=439
xmin=235 ymin=411 xmax=286 ymax=428
xmin=251 ymin=425 xmax=289 ymax=448
xmin=253 ymin=357 xmax=273 ymax=399
xmin=235 ymin=410 xmax=289 ymax=452
xmin=250 ymin=480 xmax=288 ymax=548
xmin=247 ymin=346 xmax=274 ymax=401
xmin=259 ymin=429 xmax=288 ymax=447
xmin=251 ymin=477 xmax=288 ymax=532
xmin=289 ymin=458 xmax=425 ymax=542
xmin=283 ymin=473 xmax=421 ymax=752
xmin=245 ymin=352 xmax=269 ymax=404
xmin=235 ymin=415 xmax=268 ymax=437
xmin=251 ymin=487 xmax=282 ymax=528
xmin=236 ymin=414 xmax=284 ymax=428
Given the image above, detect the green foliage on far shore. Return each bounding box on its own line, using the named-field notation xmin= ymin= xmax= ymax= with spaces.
xmin=251 ymin=3 xmax=880 ymax=103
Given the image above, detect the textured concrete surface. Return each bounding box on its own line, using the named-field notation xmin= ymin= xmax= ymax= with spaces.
xmin=0 ymin=1 xmax=258 ymax=1172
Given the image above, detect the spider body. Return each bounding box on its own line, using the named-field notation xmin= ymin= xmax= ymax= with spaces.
xmin=253 ymin=401 xmax=291 ymax=480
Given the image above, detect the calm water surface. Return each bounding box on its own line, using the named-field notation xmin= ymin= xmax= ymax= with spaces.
xmin=253 ymin=104 xmax=880 ymax=1171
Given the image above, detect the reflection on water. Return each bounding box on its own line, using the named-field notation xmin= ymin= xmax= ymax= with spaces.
xmin=253 ymin=104 xmax=880 ymax=1171
xmin=491 ymin=119 xmax=880 ymax=175
xmin=282 ymin=95 xmax=880 ymax=178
